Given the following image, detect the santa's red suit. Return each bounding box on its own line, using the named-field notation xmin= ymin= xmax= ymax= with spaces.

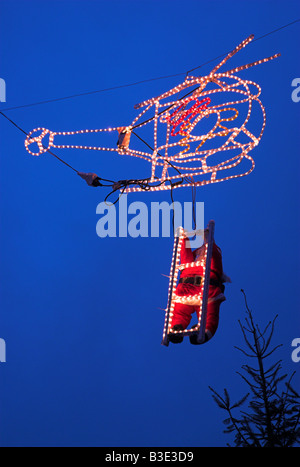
xmin=171 ymin=237 xmax=227 ymax=343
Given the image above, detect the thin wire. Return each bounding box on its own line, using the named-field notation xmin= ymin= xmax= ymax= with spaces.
xmin=132 ymin=84 xmax=200 ymax=130
xmin=0 ymin=110 xmax=184 ymax=199
xmin=0 ymin=19 xmax=299 ymax=204
xmin=0 ymin=110 xmax=78 ymax=172
xmin=1 ymin=19 xmax=299 ymax=113
xmin=187 ymin=19 xmax=300 ymax=74
xmin=131 ymin=130 xmax=185 ymax=182
xmin=0 ymin=110 xmax=28 ymax=136
xmin=0 ymin=73 xmax=185 ymax=112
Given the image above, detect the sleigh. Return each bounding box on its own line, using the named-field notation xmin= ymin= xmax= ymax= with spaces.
xmin=162 ymin=220 xmax=215 ymax=346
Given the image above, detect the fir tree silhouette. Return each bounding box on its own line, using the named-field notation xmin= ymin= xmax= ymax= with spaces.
xmin=209 ymin=290 xmax=300 ymax=447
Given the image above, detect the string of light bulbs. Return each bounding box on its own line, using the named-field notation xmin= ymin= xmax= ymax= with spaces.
xmin=23 ymin=34 xmax=279 ymax=194
xmin=162 ymin=221 xmax=215 ymax=346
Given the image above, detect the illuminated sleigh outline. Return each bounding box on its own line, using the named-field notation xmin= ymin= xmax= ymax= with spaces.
xmin=162 ymin=220 xmax=215 ymax=346
xmin=25 ymin=35 xmax=280 ymax=193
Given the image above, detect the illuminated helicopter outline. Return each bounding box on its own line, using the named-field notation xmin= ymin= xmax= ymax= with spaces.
xmin=24 ymin=35 xmax=280 ymax=194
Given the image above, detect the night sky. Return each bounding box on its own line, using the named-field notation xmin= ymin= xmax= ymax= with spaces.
xmin=0 ymin=0 xmax=299 ymax=447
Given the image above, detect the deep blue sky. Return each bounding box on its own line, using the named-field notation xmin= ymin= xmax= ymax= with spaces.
xmin=0 ymin=0 xmax=299 ymax=447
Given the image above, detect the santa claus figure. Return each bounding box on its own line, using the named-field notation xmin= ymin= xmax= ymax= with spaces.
xmin=169 ymin=231 xmax=230 ymax=344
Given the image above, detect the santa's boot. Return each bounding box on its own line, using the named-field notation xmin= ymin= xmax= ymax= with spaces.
xmin=189 ymin=325 xmax=210 ymax=345
xmin=169 ymin=324 xmax=184 ymax=344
